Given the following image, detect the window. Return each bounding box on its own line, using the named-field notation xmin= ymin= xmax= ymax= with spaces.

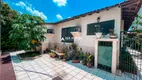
xmin=47 ymin=29 xmax=54 ymax=34
xmin=87 ymin=20 xmax=115 ymax=35
xmin=61 ymin=27 xmax=76 ymax=42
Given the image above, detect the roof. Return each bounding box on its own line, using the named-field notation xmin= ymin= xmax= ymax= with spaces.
xmin=45 ymin=0 xmax=142 ymax=30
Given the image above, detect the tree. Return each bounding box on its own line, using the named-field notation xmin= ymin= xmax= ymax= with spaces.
xmin=131 ymin=14 xmax=142 ymax=52
xmin=9 ymin=14 xmax=47 ymax=50
xmin=132 ymin=14 xmax=142 ymax=30
xmin=1 ymin=2 xmax=19 ymax=50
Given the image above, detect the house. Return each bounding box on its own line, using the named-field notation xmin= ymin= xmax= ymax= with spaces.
xmin=42 ymin=0 xmax=141 ymax=51
xmin=41 ymin=0 xmax=142 ymax=75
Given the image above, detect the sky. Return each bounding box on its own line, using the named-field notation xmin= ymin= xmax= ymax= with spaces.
xmin=3 ymin=0 xmax=142 ymax=23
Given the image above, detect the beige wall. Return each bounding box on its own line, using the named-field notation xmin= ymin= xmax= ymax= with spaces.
xmin=42 ymin=7 xmax=122 ymax=53
xmin=41 ymin=24 xmax=56 ymax=51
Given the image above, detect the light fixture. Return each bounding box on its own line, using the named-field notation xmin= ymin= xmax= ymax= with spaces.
xmin=97 ymin=17 xmax=100 ymax=22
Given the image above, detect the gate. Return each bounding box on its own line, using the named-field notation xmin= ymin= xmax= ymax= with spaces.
xmin=120 ymin=31 xmax=142 ymax=80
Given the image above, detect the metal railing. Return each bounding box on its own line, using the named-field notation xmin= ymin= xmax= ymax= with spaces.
xmin=119 ymin=31 xmax=142 ymax=80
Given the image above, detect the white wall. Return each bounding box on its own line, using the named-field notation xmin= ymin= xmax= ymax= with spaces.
xmin=42 ymin=24 xmax=56 ymax=51
xmin=43 ymin=7 xmax=122 ymax=53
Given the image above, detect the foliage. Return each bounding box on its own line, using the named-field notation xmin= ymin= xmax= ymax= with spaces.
xmin=49 ymin=52 xmax=56 ymax=58
xmin=132 ymin=14 xmax=142 ymax=30
xmin=79 ymin=52 xmax=84 ymax=60
xmin=31 ymin=40 xmax=41 ymax=51
xmin=18 ymin=52 xmax=40 ymax=59
xmin=125 ymin=31 xmax=142 ymax=52
xmin=131 ymin=14 xmax=142 ymax=51
xmin=67 ymin=46 xmax=75 ymax=60
xmin=109 ymin=29 xmax=116 ymax=36
xmin=71 ymin=43 xmax=77 ymax=50
xmin=9 ymin=14 xmax=47 ymax=50
xmin=82 ymin=52 xmax=94 ymax=65
xmin=82 ymin=52 xmax=88 ymax=65
xmin=120 ymin=51 xmax=138 ymax=74
xmin=72 ymin=47 xmax=84 ymax=60
xmin=78 ymin=48 xmax=84 ymax=60
xmin=94 ymin=25 xmax=102 ymax=32
xmin=1 ymin=2 xmax=19 ymax=50
xmin=72 ymin=53 xmax=79 ymax=60
xmin=63 ymin=52 xmax=68 ymax=59
xmin=62 ymin=44 xmax=68 ymax=53
xmin=86 ymin=53 xmax=94 ymax=64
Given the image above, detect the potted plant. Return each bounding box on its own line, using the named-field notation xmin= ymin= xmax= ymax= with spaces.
xmin=86 ymin=53 xmax=94 ymax=68
xmin=71 ymin=43 xmax=77 ymax=51
xmin=109 ymin=29 xmax=117 ymax=39
xmin=82 ymin=52 xmax=88 ymax=65
xmin=79 ymin=48 xmax=84 ymax=63
xmin=44 ymin=48 xmax=51 ymax=54
xmin=63 ymin=53 xmax=68 ymax=61
xmin=49 ymin=52 xmax=56 ymax=58
xmin=95 ymin=25 xmax=102 ymax=38
xmin=72 ymin=52 xmax=80 ymax=63
xmin=31 ymin=39 xmax=41 ymax=52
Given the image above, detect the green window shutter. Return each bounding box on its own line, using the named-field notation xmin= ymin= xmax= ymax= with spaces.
xmin=68 ymin=27 xmax=72 ymax=42
xmin=87 ymin=20 xmax=115 ymax=35
xmin=61 ymin=28 xmax=68 ymax=42
xmin=87 ymin=23 xmax=98 ymax=35
xmin=61 ymin=27 xmax=76 ymax=43
xmin=101 ymin=20 xmax=115 ymax=34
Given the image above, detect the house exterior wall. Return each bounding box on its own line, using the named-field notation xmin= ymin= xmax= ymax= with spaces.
xmin=41 ymin=24 xmax=56 ymax=51
xmin=42 ymin=7 xmax=122 ymax=54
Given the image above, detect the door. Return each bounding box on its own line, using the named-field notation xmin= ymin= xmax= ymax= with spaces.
xmin=98 ymin=41 xmax=112 ymax=72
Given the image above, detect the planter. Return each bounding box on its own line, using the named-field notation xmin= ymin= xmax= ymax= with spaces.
xmin=82 ymin=63 xmax=86 ymax=65
xmin=87 ymin=63 xmax=92 ymax=68
xmin=110 ymin=35 xmax=117 ymax=39
xmin=51 ymin=56 xmax=55 ymax=58
xmin=63 ymin=58 xmax=66 ymax=61
xmin=52 ymin=55 xmax=56 ymax=58
xmin=72 ymin=60 xmax=80 ymax=63
xmin=96 ymin=32 xmax=102 ymax=38
xmin=80 ymin=60 xmax=82 ymax=63
xmin=50 ymin=55 xmax=56 ymax=58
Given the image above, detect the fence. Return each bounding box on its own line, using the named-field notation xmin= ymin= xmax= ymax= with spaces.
xmin=119 ymin=31 xmax=142 ymax=80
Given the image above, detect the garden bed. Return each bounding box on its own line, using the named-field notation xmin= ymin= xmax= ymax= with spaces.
xmin=17 ymin=51 xmax=41 ymax=60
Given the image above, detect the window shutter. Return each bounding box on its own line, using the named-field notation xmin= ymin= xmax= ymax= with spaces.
xmin=61 ymin=27 xmax=76 ymax=43
xmin=68 ymin=27 xmax=72 ymax=42
xmin=61 ymin=28 xmax=68 ymax=42
xmin=87 ymin=24 xmax=98 ymax=35
xmin=101 ymin=20 xmax=115 ymax=34
xmin=87 ymin=20 xmax=115 ymax=35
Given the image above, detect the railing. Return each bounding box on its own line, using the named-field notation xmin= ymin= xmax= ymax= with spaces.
xmin=120 ymin=31 xmax=142 ymax=80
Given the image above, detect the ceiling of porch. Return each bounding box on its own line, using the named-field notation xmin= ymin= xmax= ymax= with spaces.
xmin=121 ymin=0 xmax=142 ymax=30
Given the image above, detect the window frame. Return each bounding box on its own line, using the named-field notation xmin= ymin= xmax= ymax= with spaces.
xmin=87 ymin=20 xmax=115 ymax=35
xmin=61 ymin=27 xmax=77 ymax=43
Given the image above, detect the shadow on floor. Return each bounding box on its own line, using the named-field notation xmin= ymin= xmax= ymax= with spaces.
xmin=1 ymin=55 xmax=11 ymax=64
xmin=0 ymin=54 xmax=16 ymax=80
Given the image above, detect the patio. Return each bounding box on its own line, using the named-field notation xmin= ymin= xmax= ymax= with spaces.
xmin=10 ymin=51 xmax=133 ymax=80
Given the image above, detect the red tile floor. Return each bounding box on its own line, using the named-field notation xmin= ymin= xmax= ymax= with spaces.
xmin=0 ymin=53 xmax=16 ymax=80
